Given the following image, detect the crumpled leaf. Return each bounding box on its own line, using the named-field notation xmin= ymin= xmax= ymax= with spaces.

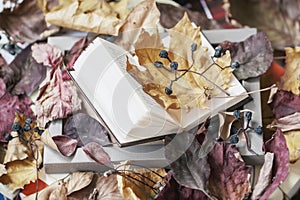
xmin=155 ymin=170 xmax=209 ymax=200
xmin=260 ymin=129 xmax=289 ymax=200
xmin=82 ymin=142 xmax=111 ymax=165
xmin=4 ymin=136 xmax=29 ymax=163
xmin=31 ymin=43 xmax=63 ymax=69
xmin=283 ymin=130 xmax=300 ymax=163
xmin=0 ymin=77 xmax=5 ymax=98
xmin=280 ymin=46 xmax=300 ymax=95
xmin=35 ymin=67 xmax=81 ymax=127
xmin=0 ymin=164 xmax=6 ymax=177
xmin=44 ymin=0 xmax=127 ymax=36
xmin=49 ymin=180 xmax=68 ymax=200
xmin=115 ymin=0 xmax=160 ymax=50
xmin=219 ymin=32 xmax=273 ymax=80
xmin=0 ymin=94 xmax=34 ymax=142
xmin=67 ymin=172 xmax=94 ymax=196
xmin=0 ymin=0 xmax=58 ymax=43
xmin=117 ymin=167 xmax=167 ymax=199
xmin=64 ymin=113 xmax=111 ymax=147
xmin=225 ymin=0 xmax=300 ymax=50
xmin=268 ymin=89 xmax=300 ymax=119
xmin=41 ymin=129 xmax=77 ymax=156
xmin=268 ymin=112 xmax=300 ymax=132
xmin=207 ymin=142 xmax=252 ymax=200
xmin=251 ymin=152 xmax=274 ymax=200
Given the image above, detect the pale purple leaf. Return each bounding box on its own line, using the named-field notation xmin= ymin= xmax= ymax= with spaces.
xmin=260 ymin=129 xmax=289 ymax=200
xmin=269 ymin=112 xmax=300 ymax=132
xmin=52 ymin=135 xmax=78 ymax=157
xmin=64 ymin=113 xmax=110 ymax=147
xmin=82 ymin=142 xmax=111 ymax=165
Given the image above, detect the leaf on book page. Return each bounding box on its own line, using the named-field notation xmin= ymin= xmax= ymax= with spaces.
xmin=82 ymin=142 xmax=111 ymax=165
xmin=35 ymin=67 xmax=81 ymax=127
xmin=66 ymin=172 xmax=94 ymax=196
xmin=44 ymin=0 xmax=127 ymax=36
xmin=0 ymin=158 xmax=38 ymax=191
xmin=0 ymin=94 xmax=34 ymax=142
xmin=0 ymin=0 xmax=58 ymax=43
xmin=268 ymin=112 xmax=300 ymax=132
xmin=0 ymin=78 xmax=5 ymax=98
xmin=268 ymin=89 xmax=300 ymax=119
xmin=116 ymin=0 xmax=160 ymax=50
xmin=251 ymin=152 xmax=274 ymax=200
xmin=260 ymin=129 xmax=289 ymax=200
xmin=220 ymin=32 xmax=273 ymax=80
xmin=225 ymin=0 xmax=300 ymax=50
xmin=283 ymin=130 xmax=300 ymax=163
xmin=280 ymin=47 xmax=300 ymax=95
xmin=207 ymin=142 xmax=252 ymax=200
xmin=155 ymin=171 xmax=209 ymax=200
xmin=64 ymin=113 xmax=111 ymax=147
xmin=41 ymin=129 xmax=77 ymax=157
xmin=117 ymin=167 xmax=167 ymax=200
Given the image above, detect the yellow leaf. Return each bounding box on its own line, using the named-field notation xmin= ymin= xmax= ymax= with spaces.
xmin=280 ymin=47 xmax=300 ymax=95
xmin=284 ymin=130 xmax=300 ymax=163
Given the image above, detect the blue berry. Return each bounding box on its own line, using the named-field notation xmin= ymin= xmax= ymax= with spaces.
xmin=165 ymin=86 xmax=173 ymax=95
xmin=170 ymin=61 xmax=178 ymax=71
xmin=231 ymin=61 xmax=240 ymax=69
xmin=154 ymin=61 xmax=163 ymax=68
xmin=191 ymin=43 xmax=197 ymax=52
xmin=38 ymin=129 xmax=44 ymax=136
xmin=254 ymin=126 xmax=263 ymax=135
xmin=12 ymin=122 xmax=21 ymax=131
xmin=23 ymin=124 xmax=31 ymax=131
xmin=4 ymin=133 xmax=13 ymax=141
xmin=215 ymin=45 xmax=222 ymax=51
xmin=230 ymin=125 xmax=238 ymax=135
xmin=159 ymin=50 xmax=168 ymax=58
xmin=214 ymin=50 xmax=222 ymax=58
xmin=229 ymin=134 xmax=239 ymax=144
xmin=25 ymin=118 xmax=32 ymax=124
xmin=245 ymin=111 xmax=252 ymax=121
xmin=233 ymin=110 xmax=241 ymax=119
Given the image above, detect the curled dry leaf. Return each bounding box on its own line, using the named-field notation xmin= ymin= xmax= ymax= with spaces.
xmin=44 ymin=0 xmax=127 ymax=36
xmin=0 ymin=0 xmax=58 ymax=43
xmin=283 ymin=130 xmax=300 ymax=163
xmin=280 ymin=46 xmax=300 ymax=95
xmin=220 ymin=32 xmax=273 ymax=80
xmin=82 ymin=142 xmax=111 ymax=165
xmin=268 ymin=112 xmax=300 ymax=132
xmin=207 ymin=142 xmax=252 ymax=200
xmin=260 ymin=129 xmax=289 ymax=200
xmin=35 ymin=67 xmax=81 ymax=127
xmin=63 ymin=113 xmax=111 ymax=147
xmin=4 ymin=136 xmax=29 ymax=164
xmin=251 ymin=152 xmax=274 ymax=200
xmin=117 ymin=167 xmax=167 ymax=200
xmin=268 ymin=89 xmax=300 ymax=119
xmin=41 ymin=129 xmax=77 ymax=157
xmin=67 ymin=172 xmax=94 ymax=196
xmin=225 ymin=0 xmax=300 ymax=50
xmin=49 ymin=180 xmax=68 ymax=200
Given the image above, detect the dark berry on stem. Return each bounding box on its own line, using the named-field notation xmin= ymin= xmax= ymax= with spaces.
xmin=233 ymin=110 xmax=240 ymax=119
xmin=33 ymin=127 xmax=39 ymax=132
xmin=215 ymin=45 xmax=222 ymax=52
xmin=159 ymin=50 xmax=168 ymax=58
xmin=170 ymin=61 xmax=178 ymax=71
xmin=12 ymin=122 xmax=21 ymax=131
xmin=165 ymin=86 xmax=173 ymax=95
xmin=4 ymin=133 xmax=13 ymax=141
xmin=38 ymin=129 xmax=44 ymax=136
xmin=154 ymin=61 xmax=164 ymax=68
xmin=25 ymin=118 xmax=32 ymax=124
xmin=229 ymin=134 xmax=239 ymax=144
xmin=254 ymin=126 xmax=263 ymax=135
xmin=231 ymin=61 xmax=240 ymax=69
xmin=245 ymin=111 xmax=252 ymax=121
xmin=230 ymin=125 xmax=238 ymax=135
xmin=23 ymin=124 xmax=31 ymax=131
xmin=191 ymin=43 xmax=197 ymax=52
xmin=214 ymin=50 xmax=222 ymax=58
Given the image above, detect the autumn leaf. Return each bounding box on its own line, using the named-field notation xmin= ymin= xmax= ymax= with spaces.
xmin=260 ymin=129 xmax=289 ymax=200
xmin=0 ymin=78 xmax=5 ymax=98
xmin=0 ymin=164 xmax=6 ymax=177
xmin=280 ymin=46 xmax=300 ymax=95
xmin=268 ymin=112 xmax=300 ymax=132
xmin=0 ymin=0 xmax=58 ymax=43
xmin=4 ymin=136 xmax=29 ymax=163
xmin=283 ymin=130 xmax=300 ymax=163
xmin=82 ymin=142 xmax=111 ymax=165
xmin=225 ymin=0 xmax=300 ymax=50
xmin=35 ymin=67 xmax=81 ymax=127
xmin=67 ymin=172 xmax=94 ymax=196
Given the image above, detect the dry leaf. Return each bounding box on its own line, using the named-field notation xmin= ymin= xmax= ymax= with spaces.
xmin=0 ymin=78 xmax=6 ymax=98
xmin=268 ymin=112 xmax=300 ymax=132
xmin=67 ymin=172 xmax=94 ymax=196
xmin=280 ymin=46 xmax=300 ymax=95
xmin=35 ymin=67 xmax=82 ymax=127
xmin=284 ymin=130 xmax=300 ymax=163
xmin=251 ymin=152 xmax=274 ymax=200
xmin=4 ymin=136 xmax=29 ymax=164
xmin=0 ymin=164 xmax=6 ymax=177
xmin=44 ymin=0 xmax=127 ymax=36
xmin=49 ymin=180 xmax=68 ymax=200
xmin=117 ymin=167 xmax=167 ymax=199
xmin=82 ymin=142 xmax=111 ymax=165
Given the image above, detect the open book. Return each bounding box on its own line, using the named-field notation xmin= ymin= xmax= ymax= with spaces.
xmin=70 ymin=34 xmax=249 ymax=146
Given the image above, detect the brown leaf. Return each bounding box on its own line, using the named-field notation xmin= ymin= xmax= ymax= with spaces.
xmin=49 ymin=180 xmax=68 ymax=200
xmin=35 ymin=67 xmax=82 ymax=127
xmin=4 ymin=136 xmax=29 ymax=164
xmin=67 ymin=172 xmax=94 ymax=196
xmin=284 ymin=130 xmax=300 ymax=163
xmin=82 ymin=142 xmax=111 ymax=165
xmin=280 ymin=46 xmax=300 ymax=95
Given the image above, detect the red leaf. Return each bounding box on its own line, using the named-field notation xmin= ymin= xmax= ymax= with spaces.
xmin=52 ymin=135 xmax=78 ymax=157
xmin=260 ymin=129 xmax=289 ymax=200
xmin=82 ymin=142 xmax=111 ymax=165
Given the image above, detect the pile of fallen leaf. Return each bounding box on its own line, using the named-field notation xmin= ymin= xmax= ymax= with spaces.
xmin=0 ymin=0 xmax=298 ymax=199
